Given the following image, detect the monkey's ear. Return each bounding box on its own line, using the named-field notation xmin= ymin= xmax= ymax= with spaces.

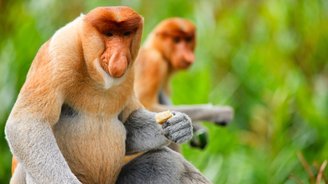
xmin=131 ymin=17 xmax=144 ymax=61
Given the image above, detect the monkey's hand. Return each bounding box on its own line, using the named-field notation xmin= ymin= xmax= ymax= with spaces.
xmin=124 ymin=109 xmax=192 ymax=155
xmin=162 ymin=112 xmax=193 ymax=144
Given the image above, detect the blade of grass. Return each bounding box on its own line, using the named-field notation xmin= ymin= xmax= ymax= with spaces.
xmin=297 ymin=152 xmax=315 ymax=184
xmin=316 ymin=160 xmax=327 ymax=184
xmin=313 ymin=161 xmax=328 ymax=184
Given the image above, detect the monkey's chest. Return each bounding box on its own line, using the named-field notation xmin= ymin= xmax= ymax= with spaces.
xmin=54 ymin=111 xmax=126 ymax=184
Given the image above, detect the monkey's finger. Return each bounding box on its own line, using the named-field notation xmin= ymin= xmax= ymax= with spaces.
xmin=165 ymin=127 xmax=191 ymax=142
xmin=163 ymin=119 xmax=190 ymax=136
xmin=164 ymin=124 xmax=193 ymax=142
xmin=162 ymin=112 xmax=191 ymax=128
xmin=176 ymin=134 xmax=193 ymax=144
xmin=171 ymin=130 xmax=193 ymax=144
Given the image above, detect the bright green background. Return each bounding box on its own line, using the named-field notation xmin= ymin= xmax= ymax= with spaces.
xmin=0 ymin=0 xmax=327 ymax=183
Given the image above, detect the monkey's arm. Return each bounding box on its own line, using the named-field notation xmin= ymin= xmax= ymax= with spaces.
xmin=155 ymin=92 xmax=234 ymax=125
xmin=122 ymin=98 xmax=193 ymax=155
xmin=174 ymin=104 xmax=233 ymax=125
xmin=5 ymin=91 xmax=81 ymax=184
xmin=5 ymin=66 xmax=81 ymax=183
xmin=147 ymin=91 xmax=234 ymax=125
xmin=136 ymin=55 xmax=233 ymax=125
xmin=157 ymin=104 xmax=233 ymax=125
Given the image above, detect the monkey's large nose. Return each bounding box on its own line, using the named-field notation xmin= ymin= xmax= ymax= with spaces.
xmin=184 ymin=52 xmax=195 ymax=65
xmin=108 ymin=54 xmax=128 ymax=78
xmin=185 ymin=53 xmax=195 ymax=64
xmin=181 ymin=53 xmax=194 ymax=68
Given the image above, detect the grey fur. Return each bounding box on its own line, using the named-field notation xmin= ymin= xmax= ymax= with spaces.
xmin=25 ymin=173 xmax=37 ymax=184
xmin=60 ymin=104 xmax=78 ymax=118
xmin=158 ymin=91 xmax=172 ymax=105
xmin=5 ymin=117 xmax=81 ymax=184
xmin=158 ymin=91 xmax=208 ymax=151
xmin=158 ymin=91 xmax=233 ymax=125
xmin=169 ymin=105 xmax=233 ymax=125
xmin=116 ymin=147 xmax=210 ymax=184
xmin=122 ymin=110 xmax=210 ymax=184
xmin=162 ymin=111 xmax=193 ymax=144
xmin=124 ymin=109 xmax=193 ymax=154
xmin=7 ymin=107 xmax=206 ymax=184
xmin=7 ymin=108 xmax=196 ymax=184
xmin=10 ymin=164 xmax=26 ymax=184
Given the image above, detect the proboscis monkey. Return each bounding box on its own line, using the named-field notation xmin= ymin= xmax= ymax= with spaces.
xmin=6 ymin=7 xmax=210 ymax=184
xmin=134 ymin=18 xmax=234 ymax=151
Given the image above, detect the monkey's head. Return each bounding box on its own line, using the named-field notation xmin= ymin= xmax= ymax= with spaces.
xmin=81 ymin=7 xmax=143 ymax=88
xmin=153 ymin=18 xmax=196 ymax=70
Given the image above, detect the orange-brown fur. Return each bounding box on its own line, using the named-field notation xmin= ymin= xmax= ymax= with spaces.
xmin=133 ymin=18 xmax=196 ymax=152
xmin=9 ymin=7 xmax=143 ymax=183
xmin=133 ymin=19 xmax=234 ymax=154
xmin=134 ymin=18 xmax=196 ymax=111
xmin=11 ymin=157 xmax=18 ymax=175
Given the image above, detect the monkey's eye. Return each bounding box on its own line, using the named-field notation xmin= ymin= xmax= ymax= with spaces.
xmin=123 ymin=31 xmax=132 ymax=36
xmin=173 ymin=37 xmax=181 ymax=43
xmin=104 ymin=31 xmax=113 ymax=37
xmin=185 ymin=36 xmax=193 ymax=42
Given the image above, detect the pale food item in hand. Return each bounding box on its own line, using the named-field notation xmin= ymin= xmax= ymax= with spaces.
xmin=155 ymin=111 xmax=173 ymax=124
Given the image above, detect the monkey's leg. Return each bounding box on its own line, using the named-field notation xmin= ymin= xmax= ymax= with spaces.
xmin=116 ymin=147 xmax=210 ymax=184
xmin=10 ymin=164 xmax=26 ymax=184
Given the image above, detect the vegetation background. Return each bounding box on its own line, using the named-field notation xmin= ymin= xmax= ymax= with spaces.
xmin=0 ymin=0 xmax=327 ymax=183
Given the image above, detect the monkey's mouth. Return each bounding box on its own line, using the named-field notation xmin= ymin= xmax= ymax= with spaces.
xmin=95 ymin=59 xmax=126 ymax=89
xmin=179 ymin=61 xmax=192 ymax=69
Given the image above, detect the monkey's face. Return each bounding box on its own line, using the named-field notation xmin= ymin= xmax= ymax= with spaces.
xmin=155 ymin=19 xmax=196 ymax=70
xmin=81 ymin=7 xmax=143 ymax=88
xmin=167 ymin=33 xmax=195 ymax=70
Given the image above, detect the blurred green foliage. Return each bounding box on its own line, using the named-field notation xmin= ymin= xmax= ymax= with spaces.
xmin=0 ymin=0 xmax=327 ymax=183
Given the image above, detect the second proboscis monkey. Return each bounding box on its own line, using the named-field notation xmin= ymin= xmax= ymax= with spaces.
xmin=134 ymin=18 xmax=234 ymax=151
xmin=6 ymin=7 xmax=210 ymax=184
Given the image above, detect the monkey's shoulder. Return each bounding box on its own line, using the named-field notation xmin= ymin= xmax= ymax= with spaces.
xmin=138 ymin=48 xmax=164 ymax=64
